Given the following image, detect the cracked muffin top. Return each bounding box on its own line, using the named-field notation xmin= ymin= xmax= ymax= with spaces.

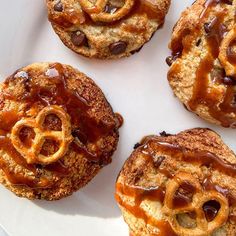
xmin=116 ymin=128 xmax=236 ymax=235
xmin=0 ymin=62 xmax=122 ymax=200
xmin=46 ymin=0 xmax=170 ymax=59
xmin=167 ymin=0 xmax=236 ymax=128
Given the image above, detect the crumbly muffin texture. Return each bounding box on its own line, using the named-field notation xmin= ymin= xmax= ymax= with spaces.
xmin=46 ymin=0 xmax=170 ymax=59
xmin=167 ymin=0 xmax=236 ymax=128
xmin=116 ymin=128 xmax=236 ymax=236
xmin=0 ymin=62 xmax=121 ymax=200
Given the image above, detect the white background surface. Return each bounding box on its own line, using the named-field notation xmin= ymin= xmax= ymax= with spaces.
xmin=0 ymin=1 xmax=235 ymax=236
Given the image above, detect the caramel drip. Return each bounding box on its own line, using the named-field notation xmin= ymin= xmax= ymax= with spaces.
xmin=0 ymin=135 xmax=69 ymax=188
xmin=169 ymin=0 xmax=236 ymax=127
xmin=0 ymin=136 xmax=50 ymax=188
xmin=116 ymin=138 xmax=236 ymax=234
xmin=145 ymin=139 xmax=236 ymax=204
xmin=203 ymin=200 xmax=221 ymax=222
xmin=188 ymin=10 xmax=236 ymax=127
xmin=203 ymin=176 xmax=236 ymax=206
xmin=144 ymin=140 xmax=236 ymax=177
xmin=0 ymin=63 xmax=118 ymax=188
xmin=116 ymin=183 xmax=177 ymax=236
xmin=5 ymin=63 xmax=116 ymax=161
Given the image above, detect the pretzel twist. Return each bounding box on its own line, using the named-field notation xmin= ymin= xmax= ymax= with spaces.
xmin=163 ymin=172 xmax=229 ymax=236
xmin=11 ymin=106 xmax=73 ymax=164
xmin=219 ymin=26 xmax=236 ymax=77
xmin=78 ymin=0 xmax=134 ymax=22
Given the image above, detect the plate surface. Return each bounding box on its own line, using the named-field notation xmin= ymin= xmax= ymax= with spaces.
xmin=0 ymin=1 xmax=235 ymax=236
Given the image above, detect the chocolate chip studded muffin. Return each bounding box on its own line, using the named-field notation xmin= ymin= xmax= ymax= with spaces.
xmin=46 ymin=0 xmax=171 ymax=59
xmin=0 ymin=62 xmax=122 ymax=200
xmin=167 ymin=0 xmax=236 ymax=128
xmin=116 ymin=128 xmax=236 ymax=235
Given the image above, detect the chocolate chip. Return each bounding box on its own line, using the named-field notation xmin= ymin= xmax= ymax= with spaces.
xmin=153 ymin=156 xmax=165 ymax=168
xmin=72 ymin=129 xmax=88 ymax=144
xmin=134 ymin=143 xmax=141 ymax=149
xmin=109 ymin=41 xmax=127 ymax=55
xmin=133 ymin=169 xmax=144 ymax=183
xmin=35 ymin=164 xmax=43 ymax=170
xmin=166 ymin=52 xmax=181 ymax=66
xmin=196 ymin=38 xmax=201 ymax=46
xmin=104 ymin=4 xmax=118 ymax=14
xmin=166 ymin=56 xmax=174 ymax=66
xmin=204 ymin=22 xmax=211 ymax=34
xmin=183 ymin=103 xmax=189 ymax=111
xmin=54 ymin=1 xmax=63 ymax=12
xmin=222 ymin=76 xmax=236 ymax=85
xmin=221 ymin=0 xmax=233 ymax=4
xmin=159 ymin=131 xmax=171 ymax=137
xmin=71 ymin=31 xmax=87 ymax=47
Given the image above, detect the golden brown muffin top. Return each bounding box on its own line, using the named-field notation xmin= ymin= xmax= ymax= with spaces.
xmin=0 ymin=62 xmax=121 ymax=193
xmin=116 ymin=128 xmax=236 ymax=235
xmin=46 ymin=0 xmax=170 ymax=58
xmin=167 ymin=0 xmax=236 ymax=128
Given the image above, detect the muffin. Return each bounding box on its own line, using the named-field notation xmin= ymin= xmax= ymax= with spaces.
xmin=116 ymin=128 xmax=236 ymax=235
xmin=46 ymin=0 xmax=171 ymax=59
xmin=167 ymin=0 xmax=236 ymax=128
xmin=0 ymin=62 xmax=122 ymax=200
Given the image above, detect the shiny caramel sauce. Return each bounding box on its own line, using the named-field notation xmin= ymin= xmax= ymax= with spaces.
xmin=116 ymin=138 xmax=236 ymax=234
xmin=51 ymin=0 xmax=165 ymax=32
xmin=173 ymin=181 xmax=196 ymax=209
xmin=146 ymin=140 xmax=236 ymax=177
xmin=0 ymin=136 xmax=50 ymax=188
xmin=116 ymin=183 xmax=177 ymax=236
xmin=0 ymin=63 xmax=118 ymax=188
xmin=169 ymin=0 xmax=236 ymax=127
xmin=49 ymin=8 xmax=86 ymax=28
xmin=203 ymin=176 xmax=236 ymax=206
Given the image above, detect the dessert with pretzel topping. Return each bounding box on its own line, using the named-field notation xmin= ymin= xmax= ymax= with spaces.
xmin=167 ymin=0 xmax=236 ymax=128
xmin=46 ymin=0 xmax=171 ymax=59
xmin=116 ymin=128 xmax=236 ymax=235
xmin=0 ymin=62 xmax=122 ymax=200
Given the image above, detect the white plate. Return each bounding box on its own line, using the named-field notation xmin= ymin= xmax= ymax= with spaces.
xmin=0 ymin=1 xmax=235 ymax=236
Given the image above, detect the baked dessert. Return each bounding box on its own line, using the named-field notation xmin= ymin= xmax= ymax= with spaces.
xmin=0 ymin=62 xmax=122 ymax=200
xmin=116 ymin=128 xmax=236 ymax=235
xmin=167 ymin=0 xmax=236 ymax=128
xmin=46 ymin=0 xmax=171 ymax=59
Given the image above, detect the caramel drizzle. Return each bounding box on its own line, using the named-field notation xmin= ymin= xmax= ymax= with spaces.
xmin=116 ymin=138 xmax=236 ymax=234
xmin=115 ymin=183 xmax=177 ymax=236
xmin=0 ymin=136 xmax=51 ymax=188
xmin=146 ymin=140 xmax=236 ymax=177
xmin=51 ymin=0 xmax=165 ymax=29
xmin=170 ymin=0 xmax=236 ymax=127
xmin=0 ymin=63 xmax=119 ymax=188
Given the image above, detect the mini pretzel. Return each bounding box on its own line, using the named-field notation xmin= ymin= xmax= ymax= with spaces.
xmin=11 ymin=106 xmax=73 ymax=165
xmin=78 ymin=0 xmax=134 ymax=22
xmin=219 ymin=26 xmax=236 ymax=77
xmin=163 ymin=172 xmax=229 ymax=236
